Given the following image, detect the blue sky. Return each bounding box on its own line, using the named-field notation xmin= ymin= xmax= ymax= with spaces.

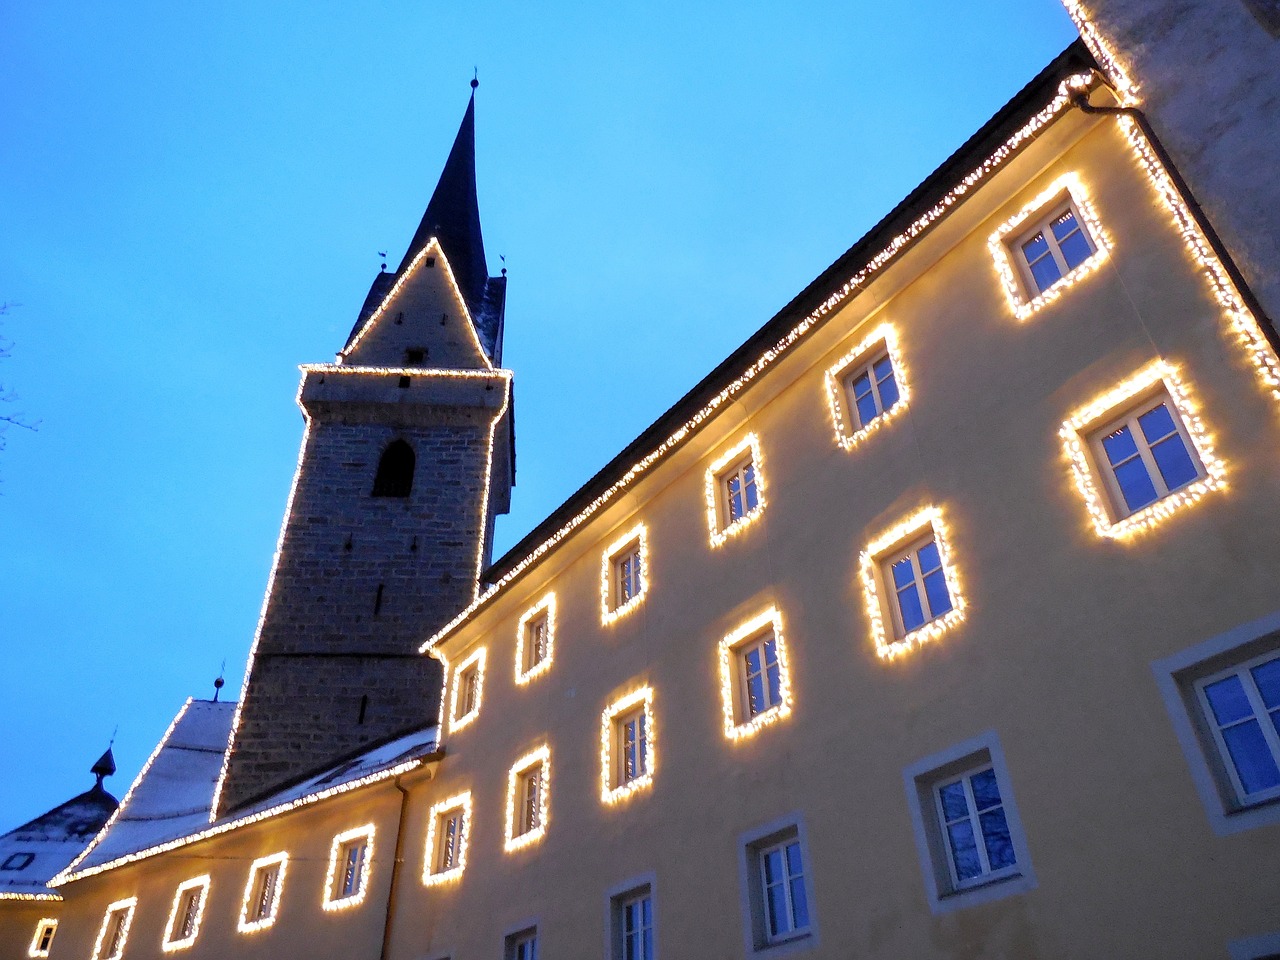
xmin=0 ymin=1 xmax=1076 ymax=828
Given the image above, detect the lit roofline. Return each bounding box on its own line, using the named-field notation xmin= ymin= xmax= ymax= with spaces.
xmin=418 ymin=68 xmax=1104 ymax=655
xmin=51 ymin=749 xmax=440 ymax=887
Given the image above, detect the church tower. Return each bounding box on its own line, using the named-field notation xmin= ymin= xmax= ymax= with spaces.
xmin=214 ymin=83 xmax=513 ymax=815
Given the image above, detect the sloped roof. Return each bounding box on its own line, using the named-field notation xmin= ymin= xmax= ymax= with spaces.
xmin=0 ymin=782 xmax=116 ymax=898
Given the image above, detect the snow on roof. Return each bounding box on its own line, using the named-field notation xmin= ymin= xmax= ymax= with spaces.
xmin=0 ymin=785 xmax=117 ymax=898
xmin=61 ymin=698 xmax=437 ymax=882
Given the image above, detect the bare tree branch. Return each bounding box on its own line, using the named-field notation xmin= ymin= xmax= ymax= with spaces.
xmin=0 ymin=301 xmax=38 ymax=453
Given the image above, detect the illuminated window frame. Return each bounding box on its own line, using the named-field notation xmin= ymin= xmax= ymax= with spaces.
xmin=90 ymin=897 xmax=136 ymax=960
xmin=422 ymin=792 xmax=473 ymax=885
xmin=447 ymin=647 xmax=487 ymax=732
xmin=988 ymin=173 xmax=1111 ymax=321
xmin=705 ymin=433 xmax=767 ymax=547
xmin=824 ymin=324 xmax=910 ymax=451
xmin=161 ymin=876 xmax=210 ymax=952
xmin=600 ymin=686 xmax=656 ymax=804
xmin=601 ymin=523 xmax=648 ymax=625
xmin=28 ymin=919 xmax=57 ymax=959
xmin=1060 ymin=360 xmax=1225 ymax=541
xmin=504 ymin=746 xmax=551 ymax=852
xmin=322 ymin=824 xmax=375 ymax=912
xmin=237 ymin=852 xmax=288 ymax=933
xmin=515 ymin=593 xmax=556 ymax=685
xmin=718 ymin=606 xmax=794 ymax=741
xmin=860 ymin=506 xmax=966 ymax=660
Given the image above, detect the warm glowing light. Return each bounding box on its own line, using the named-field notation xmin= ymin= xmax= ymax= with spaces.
xmin=600 ymin=686 xmax=656 ymax=804
xmin=473 ymin=382 xmax=513 ymax=599
xmin=321 ymin=825 xmax=375 ymax=912
xmin=161 ymin=876 xmax=210 ymax=952
xmin=422 ymin=792 xmax=473 ymax=886
xmin=422 ymin=73 xmax=1100 ymax=655
xmin=301 ymin=364 xmax=511 ymax=380
xmin=27 ymin=919 xmax=57 ymax=958
xmin=824 ymin=323 xmax=911 ymax=450
xmin=1059 ymin=359 xmax=1226 ymax=540
xmin=1118 ymin=118 xmax=1280 ymax=403
xmin=447 ymin=647 xmax=487 ymax=732
xmin=514 ymin=593 xmax=556 ymax=685
xmin=338 ymin=239 xmax=495 ymax=368
xmin=988 ymin=173 xmax=1111 ymax=321
xmin=1 ymin=893 xmax=60 ymax=902
xmin=90 ymin=898 xmax=136 ymax=960
xmin=717 ymin=606 xmax=794 ymax=740
xmin=705 ymin=433 xmax=767 ymax=547
xmin=503 ymin=746 xmax=551 ymax=852
xmin=1059 ymin=0 xmax=1139 ymax=103
xmin=237 ymin=852 xmax=289 ymax=933
xmin=600 ymin=523 xmax=649 ymax=625
xmin=860 ymin=506 xmax=966 ymax=660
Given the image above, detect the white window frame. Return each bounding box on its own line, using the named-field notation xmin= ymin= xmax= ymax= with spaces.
xmin=322 ymin=824 xmax=374 ymax=911
xmin=842 ymin=349 xmax=899 ymax=431
xmin=601 ymin=524 xmax=649 ymax=624
xmin=161 ymin=875 xmax=210 ymax=951
xmin=823 ymin=324 xmax=910 ymax=451
xmin=881 ymin=533 xmax=952 ymax=640
xmin=505 ymin=926 xmax=539 ymax=960
xmin=28 ymin=918 xmax=57 ymax=959
xmin=504 ymin=746 xmax=551 ymax=851
xmin=237 ymin=852 xmax=288 ymax=933
xmin=736 ymin=816 xmax=819 ymax=956
xmin=1194 ymin=650 xmax=1280 ymax=808
xmin=516 ymin=593 xmax=556 ymax=684
xmin=932 ymin=762 xmax=1020 ymax=891
xmin=1153 ymin=609 xmax=1280 ymax=836
xmin=705 ymin=433 xmax=767 ymax=547
xmin=902 ymin=732 xmax=1036 ymax=914
xmin=605 ymin=874 xmax=657 ymax=960
xmin=988 ymin=173 xmax=1110 ymax=320
xmin=423 ymin=791 xmax=472 ymax=885
xmin=601 ymin=687 xmax=656 ymax=803
xmin=1060 ymin=360 xmax=1225 ymax=540
xmin=91 ymin=898 xmax=137 ymax=960
xmin=718 ymin=607 xmax=793 ymax=740
xmin=447 ymin=647 xmax=486 ymax=732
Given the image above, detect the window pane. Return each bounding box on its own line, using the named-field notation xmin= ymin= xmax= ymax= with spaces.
xmin=1049 ymin=209 xmax=1079 ymax=242
xmin=969 ymin=768 xmax=1001 ymax=810
xmin=747 ymin=670 xmax=767 ymax=717
xmin=916 ymin=540 xmax=941 ymax=573
xmin=766 ymin=659 xmax=782 ymax=709
xmin=1021 ymin=231 xmax=1050 ymax=264
xmin=1252 ymin=657 xmax=1280 ymax=709
xmin=923 ymin=569 xmax=952 ymax=618
xmin=1149 ymin=434 xmax=1199 ymax=492
xmin=1113 ymin=456 xmax=1160 ymax=511
xmin=1205 ymin=675 xmax=1254 ymax=725
xmin=789 ymin=873 xmax=810 ymax=930
xmin=896 ymin=583 xmax=926 ymax=632
xmin=938 ymin=781 xmax=969 ymax=822
xmin=979 ymin=807 xmax=1016 ymax=870
xmin=877 ymin=367 xmax=900 ymax=411
xmin=891 ymin=556 xmax=916 ymax=590
xmin=946 ymin=820 xmax=983 ymax=881
xmin=1058 ymin=227 xmax=1092 ymax=269
xmin=743 ymin=464 xmax=759 ymax=511
xmin=1101 ymin=425 xmax=1140 ymax=465
xmin=1222 ymin=721 xmax=1280 ymax=795
xmin=1137 ymin=402 xmax=1178 ymax=443
xmin=856 ymin=389 xmax=879 ymax=427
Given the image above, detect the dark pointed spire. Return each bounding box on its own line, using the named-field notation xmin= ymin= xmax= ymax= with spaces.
xmin=398 ymin=82 xmax=489 ymax=315
xmin=91 ymin=747 xmax=116 ymax=788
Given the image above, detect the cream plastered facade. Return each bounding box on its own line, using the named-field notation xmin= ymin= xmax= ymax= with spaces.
xmin=10 ymin=72 xmax=1280 ymax=960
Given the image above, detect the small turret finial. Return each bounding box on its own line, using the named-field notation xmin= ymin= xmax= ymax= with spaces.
xmin=213 ymin=661 xmax=226 ymax=702
xmin=91 ymin=741 xmax=117 ymax=789
xmin=471 ymin=68 xmax=479 ymax=91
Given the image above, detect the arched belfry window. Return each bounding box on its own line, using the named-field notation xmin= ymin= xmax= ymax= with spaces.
xmin=372 ymin=439 xmax=415 ymax=498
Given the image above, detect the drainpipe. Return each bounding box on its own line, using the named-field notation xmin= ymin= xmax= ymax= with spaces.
xmin=380 ymin=776 xmax=412 ymax=960
xmin=1071 ymin=89 xmax=1280 ymax=351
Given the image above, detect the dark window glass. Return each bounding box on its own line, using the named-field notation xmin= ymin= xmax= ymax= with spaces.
xmin=371 ymin=439 xmax=415 ymax=497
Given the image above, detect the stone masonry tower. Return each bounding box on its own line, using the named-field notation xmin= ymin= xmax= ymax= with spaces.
xmin=214 ymin=84 xmax=513 ymax=815
xmin=1062 ymin=0 xmax=1280 ymax=319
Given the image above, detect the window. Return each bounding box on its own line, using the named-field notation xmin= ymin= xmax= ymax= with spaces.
xmin=505 ymin=928 xmax=538 ymax=960
xmin=738 ymin=819 xmax=817 ymax=953
xmin=91 ymin=898 xmax=136 ymax=960
xmin=860 ymin=506 xmax=965 ymax=659
xmin=718 ymin=607 xmax=793 ymax=740
xmin=238 ymin=852 xmax=288 ymax=932
xmin=601 ymin=687 xmax=656 ymax=803
xmin=29 ymin=919 xmax=57 ymax=958
xmin=1155 ymin=614 xmax=1280 ymax=835
xmin=609 ymin=882 xmax=655 ymax=960
xmin=515 ymin=593 xmax=556 ymax=684
xmin=2 ymin=852 xmax=34 ymax=870
xmin=1060 ymin=360 xmax=1224 ymax=540
xmin=601 ymin=523 xmax=648 ymax=624
xmin=824 ymin=324 xmax=910 ymax=450
xmin=371 ymin=438 xmax=415 ymax=497
xmin=903 ymin=732 xmax=1035 ymax=914
xmin=504 ymin=746 xmax=551 ymax=851
xmin=705 ymin=434 xmax=767 ymax=546
xmin=423 ymin=792 xmax=472 ymax=885
xmin=989 ymin=174 xmax=1109 ymax=320
xmin=162 ymin=876 xmax=209 ymax=951
xmin=448 ymin=647 xmax=486 ymax=731
xmin=323 ymin=825 xmax=374 ymax=910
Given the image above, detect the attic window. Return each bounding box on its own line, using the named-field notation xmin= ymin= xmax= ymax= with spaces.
xmin=1 ymin=852 xmax=34 ymax=871
xmin=371 ymin=440 xmax=415 ymax=498
xmin=405 ymin=348 xmax=426 ymax=365
xmin=425 ymin=256 xmax=437 ymax=267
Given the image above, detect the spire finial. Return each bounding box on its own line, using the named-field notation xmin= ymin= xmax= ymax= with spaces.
xmin=471 ymin=69 xmax=478 ymax=91
xmin=91 ymin=739 xmax=117 ymax=789
xmin=213 ymin=661 xmax=226 ymax=702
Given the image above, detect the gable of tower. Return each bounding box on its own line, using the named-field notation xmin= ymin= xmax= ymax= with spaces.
xmin=340 ymin=240 xmax=494 ymax=370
